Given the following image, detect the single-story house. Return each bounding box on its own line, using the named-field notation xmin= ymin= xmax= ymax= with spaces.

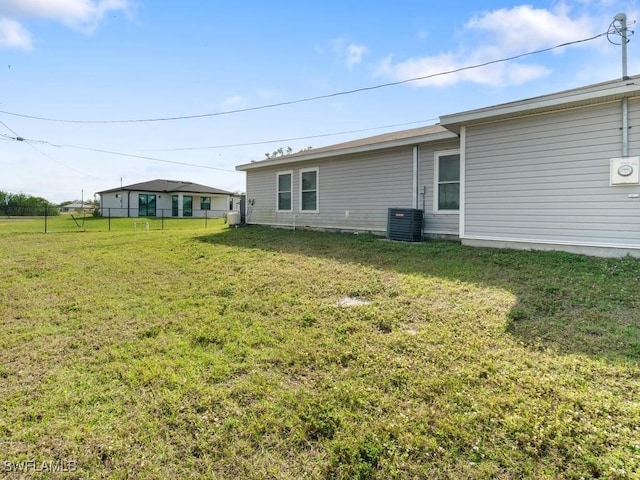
xmin=97 ymin=179 xmax=240 ymax=218
xmin=59 ymin=202 xmax=94 ymax=213
xmin=236 ymin=75 xmax=640 ymax=258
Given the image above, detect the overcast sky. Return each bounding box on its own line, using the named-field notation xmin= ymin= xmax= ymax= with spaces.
xmin=0 ymin=0 xmax=638 ymax=203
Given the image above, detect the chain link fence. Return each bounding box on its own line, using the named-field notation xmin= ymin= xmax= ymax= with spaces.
xmin=0 ymin=206 xmax=234 ymax=234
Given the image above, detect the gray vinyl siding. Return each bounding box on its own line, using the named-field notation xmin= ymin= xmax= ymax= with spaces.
xmin=418 ymin=140 xmax=460 ymax=235
xmin=463 ymin=99 xmax=640 ymax=248
xmin=246 ymin=148 xmax=415 ymax=232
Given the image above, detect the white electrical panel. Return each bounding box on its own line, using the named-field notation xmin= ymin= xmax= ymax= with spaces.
xmin=610 ymin=157 xmax=640 ymax=185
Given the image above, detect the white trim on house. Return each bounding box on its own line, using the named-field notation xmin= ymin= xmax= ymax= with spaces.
xmin=412 ymin=146 xmax=419 ymax=209
xmin=441 ymin=79 xmax=640 ymax=133
xmin=276 ymin=170 xmax=293 ymax=212
xmin=459 ymin=126 xmax=466 ymax=238
xmin=433 ymin=149 xmax=461 ymax=214
xmin=299 ymin=167 xmax=319 ymax=213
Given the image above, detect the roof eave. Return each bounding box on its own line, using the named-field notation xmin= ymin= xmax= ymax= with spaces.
xmin=236 ymin=130 xmax=458 ymax=171
xmin=97 ymin=187 xmax=234 ymax=195
xmin=440 ymin=80 xmax=640 ymax=133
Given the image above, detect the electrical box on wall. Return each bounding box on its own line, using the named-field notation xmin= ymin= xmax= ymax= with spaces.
xmin=610 ymin=157 xmax=640 ymax=185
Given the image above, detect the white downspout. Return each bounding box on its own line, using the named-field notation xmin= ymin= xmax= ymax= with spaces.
xmin=459 ymin=126 xmax=466 ymax=239
xmin=412 ymin=146 xmax=419 ymax=208
xmin=623 ymin=98 xmax=629 ymax=157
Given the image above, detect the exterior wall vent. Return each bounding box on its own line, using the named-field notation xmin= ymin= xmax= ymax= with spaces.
xmin=387 ymin=208 xmax=423 ymax=242
xmin=610 ymin=157 xmax=640 ymax=185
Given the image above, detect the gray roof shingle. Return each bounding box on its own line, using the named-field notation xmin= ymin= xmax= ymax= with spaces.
xmin=97 ymin=179 xmax=236 ymax=195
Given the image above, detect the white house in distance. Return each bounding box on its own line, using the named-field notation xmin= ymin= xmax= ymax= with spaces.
xmin=97 ymin=179 xmax=240 ymax=218
xmin=236 ymin=75 xmax=640 ymax=258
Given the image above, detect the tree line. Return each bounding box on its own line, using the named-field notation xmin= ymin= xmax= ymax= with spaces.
xmin=0 ymin=191 xmax=59 ymax=216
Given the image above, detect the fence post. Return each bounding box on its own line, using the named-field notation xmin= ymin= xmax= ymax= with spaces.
xmin=44 ymin=205 xmax=48 ymax=233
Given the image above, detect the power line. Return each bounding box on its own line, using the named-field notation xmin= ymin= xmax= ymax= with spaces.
xmin=2 ymin=116 xmax=239 ymax=173
xmin=26 ymin=141 xmax=100 ymax=178
xmin=0 ymin=120 xmax=20 ymax=137
xmin=607 ymin=17 xmax=636 ymax=45
xmin=1 ymin=117 xmax=441 ymax=170
xmin=0 ymin=32 xmax=609 ymax=125
xmin=148 ymin=118 xmax=440 ymax=152
xmin=0 ymin=120 xmax=98 ymax=178
xmin=37 ymin=140 xmax=241 ymax=173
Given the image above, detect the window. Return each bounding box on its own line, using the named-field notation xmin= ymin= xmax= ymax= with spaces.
xmin=200 ymin=197 xmax=211 ymax=210
xmin=172 ymin=195 xmax=179 ymax=216
xmin=435 ymin=151 xmax=460 ymax=212
xmin=277 ymin=171 xmax=292 ymax=211
xmin=138 ymin=194 xmax=156 ymax=217
xmin=183 ymin=196 xmax=193 ymax=217
xmin=300 ymin=168 xmax=318 ymax=212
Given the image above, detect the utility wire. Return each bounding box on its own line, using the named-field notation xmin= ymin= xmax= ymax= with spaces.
xmin=607 ymin=17 xmax=636 ymax=45
xmin=38 ymin=140 xmax=241 ymax=173
xmin=7 ymin=131 xmax=241 ymax=172
xmin=148 ymin=118 xmax=440 ymax=151
xmin=4 ymin=76 xmax=637 ymax=172
xmin=1 ymin=117 xmax=442 ymax=171
xmin=0 ymin=120 xmax=22 ymax=139
xmin=0 ymin=32 xmax=610 ymax=125
xmin=25 ymin=141 xmax=100 ymax=178
xmin=0 ymin=120 xmax=104 ymax=178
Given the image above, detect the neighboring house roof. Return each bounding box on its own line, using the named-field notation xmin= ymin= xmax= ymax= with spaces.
xmin=440 ymin=75 xmax=640 ymax=133
xmin=236 ymin=124 xmax=457 ymax=171
xmin=97 ymin=179 xmax=236 ymax=195
xmin=60 ymin=202 xmax=92 ymax=209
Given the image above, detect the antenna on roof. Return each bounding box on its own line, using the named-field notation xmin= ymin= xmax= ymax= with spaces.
xmin=613 ymin=13 xmax=629 ymax=80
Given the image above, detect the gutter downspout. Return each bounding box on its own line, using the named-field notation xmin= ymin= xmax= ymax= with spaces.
xmin=623 ymin=98 xmax=629 ymax=157
xmin=459 ymin=127 xmax=466 ymax=239
xmin=127 ymin=190 xmax=131 ymax=218
xmin=412 ymin=146 xmax=419 ymax=209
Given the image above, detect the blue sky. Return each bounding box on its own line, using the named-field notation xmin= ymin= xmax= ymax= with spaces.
xmin=0 ymin=0 xmax=638 ymax=203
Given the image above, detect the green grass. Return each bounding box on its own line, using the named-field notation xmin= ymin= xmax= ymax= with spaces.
xmin=0 ymin=214 xmax=215 ymax=234
xmin=1 ymin=222 xmax=639 ymax=479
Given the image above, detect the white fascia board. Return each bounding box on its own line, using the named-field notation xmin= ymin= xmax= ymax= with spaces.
xmin=440 ymin=81 xmax=640 ymax=133
xmin=236 ymin=130 xmax=458 ymax=171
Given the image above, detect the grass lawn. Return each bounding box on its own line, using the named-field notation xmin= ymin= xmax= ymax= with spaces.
xmin=0 ymin=214 xmax=215 ymax=234
xmin=1 ymin=221 xmax=639 ymax=479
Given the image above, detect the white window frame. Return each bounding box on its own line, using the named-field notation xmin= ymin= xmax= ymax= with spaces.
xmin=200 ymin=196 xmax=211 ymax=210
xmin=276 ymin=170 xmax=293 ymax=212
xmin=433 ymin=149 xmax=461 ymax=214
xmin=299 ymin=167 xmax=319 ymax=213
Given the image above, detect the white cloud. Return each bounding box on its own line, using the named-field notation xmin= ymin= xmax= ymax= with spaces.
xmin=346 ymin=43 xmax=367 ymax=68
xmin=465 ymin=4 xmax=595 ymax=54
xmin=376 ymin=4 xmax=598 ymax=87
xmin=331 ymin=37 xmax=368 ymax=68
xmin=0 ymin=0 xmax=133 ymax=47
xmin=0 ymin=18 xmax=31 ymax=50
